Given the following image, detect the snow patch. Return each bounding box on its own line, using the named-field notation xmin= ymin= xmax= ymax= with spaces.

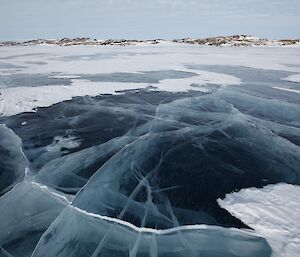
xmin=273 ymin=87 xmax=300 ymax=94
xmin=0 ymin=72 xmax=240 ymax=116
xmin=46 ymin=135 xmax=81 ymax=152
xmin=281 ymin=74 xmax=300 ymax=83
xmin=218 ymin=183 xmax=300 ymax=257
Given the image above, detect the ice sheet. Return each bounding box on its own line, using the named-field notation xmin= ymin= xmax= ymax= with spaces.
xmin=1 ymin=44 xmax=300 ymax=116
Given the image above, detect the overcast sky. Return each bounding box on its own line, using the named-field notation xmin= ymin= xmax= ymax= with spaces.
xmin=0 ymin=0 xmax=299 ymax=40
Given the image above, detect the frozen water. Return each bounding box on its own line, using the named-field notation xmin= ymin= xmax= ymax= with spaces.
xmin=36 ymin=136 xmax=136 ymax=193
xmin=0 ymin=70 xmax=196 ymax=89
xmin=0 ymin=181 xmax=69 ymax=257
xmin=0 ymin=125 xmax=27 ymax=196
xmin=0 ymin=62 xmax=25 ymax=69
xmin=32 ymin=206 xmax=271 ymax=257
xmin=0 ymin=44 xmax=300 ymax=256
xmin=71 ymin=92 xmax=300 ymax=229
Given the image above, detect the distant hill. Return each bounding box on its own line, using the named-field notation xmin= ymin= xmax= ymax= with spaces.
xmin=1 ymin=35 xmax=299 ymax=47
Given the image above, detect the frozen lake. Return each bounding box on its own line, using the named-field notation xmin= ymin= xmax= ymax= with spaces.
xmin=0 ymin=44 xmax=300 ymax=257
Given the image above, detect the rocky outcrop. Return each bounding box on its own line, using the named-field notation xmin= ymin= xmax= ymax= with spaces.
xmin=0 ymin=38 xmax=146 ymax=47
xmin=173 ymin=35 xmax=300 ymax=47
xmin=1 ymin=35 xmax=299 ymax=47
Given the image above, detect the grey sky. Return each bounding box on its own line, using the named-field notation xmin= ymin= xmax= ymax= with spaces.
xmin=0 ymin=0 xmax=299 ymax=40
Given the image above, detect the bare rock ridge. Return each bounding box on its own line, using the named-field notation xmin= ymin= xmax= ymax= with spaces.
xmin=173 ymin=35 xmax=300 ymax=47
xmin=0 ymin=35 xmax=299 ymax=47
xmin=0 ymin=38 xmax=161 ymax=47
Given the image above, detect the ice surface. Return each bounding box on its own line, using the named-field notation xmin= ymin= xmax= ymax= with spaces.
xmin=0 ymin=181 xmax=69 ymax=257
xmin=32 ymin=206 xmax=271 ymax=257
xmin=36 ymin=136 xmax=136 ymax=193
xmin=0 ymin=45 xmax=300 ymax=257
xmin=3 ymin=91 xmax=206 ymax=176
xmin=0 ymin=73 xmax=73 ymax=88
xmin=1 ymin=44 xmax=299 ymax=116
xmin=72 ymin=94 xmax=300 ymax=229
xmin=0 ymin=71 xmax=238 ymax=116
xmin=0 ymin=125 xmax=27 ymax=196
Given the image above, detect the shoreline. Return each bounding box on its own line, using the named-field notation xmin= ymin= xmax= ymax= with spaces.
xmin=1 ymin=35 xmax=300 ymax=47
